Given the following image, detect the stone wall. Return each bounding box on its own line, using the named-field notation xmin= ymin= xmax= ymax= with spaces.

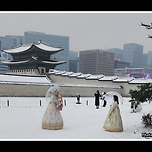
xmin=0 ymin=84 xmax=51 ymax=97
xmin=0 ymin=71 xmax=142 ymax=97
xmin=0 ymin=83 xmax=123 ymax=97
xmin=59 ymin=85 xmax=123 ymax=97
xmin=47 ymin=74 xmax=137 ymax=97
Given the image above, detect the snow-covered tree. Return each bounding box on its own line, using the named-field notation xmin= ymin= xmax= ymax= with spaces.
xmin=129 ymin=83 xmax=152 ymax=103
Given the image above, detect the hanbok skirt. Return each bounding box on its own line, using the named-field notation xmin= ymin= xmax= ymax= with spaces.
xmin=42 ymin=102 xmax=63 ymax=130
xmin=103 ymin=107 xmax=123 ymax=132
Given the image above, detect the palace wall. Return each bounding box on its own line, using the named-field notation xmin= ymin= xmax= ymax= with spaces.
xmin=0 ymin=83 xmax=123 ymax=97
xmin=0 ymin=70 xmax=145 ymax=97
xmin=47 ymin=73 xmax=139 ymax=97
xmin=0 ymin=84 xmax=50 ymax=97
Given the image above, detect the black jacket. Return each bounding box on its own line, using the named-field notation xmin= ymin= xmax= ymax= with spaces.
xmin=94 ymin=92 xmax=101 ymax=106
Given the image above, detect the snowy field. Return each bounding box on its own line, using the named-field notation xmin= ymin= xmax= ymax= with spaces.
xmin=0 ymin=96 xmax=152 ymax=141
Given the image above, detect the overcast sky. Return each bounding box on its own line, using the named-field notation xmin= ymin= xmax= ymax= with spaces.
xmin=0 ymin=11 xmax=152 ymax=53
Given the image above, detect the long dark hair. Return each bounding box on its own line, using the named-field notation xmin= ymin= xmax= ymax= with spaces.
xmin=96 ymin=90 xmax=100 ymax=94
xmin=113 ymin=95 xmax=119 ymax=104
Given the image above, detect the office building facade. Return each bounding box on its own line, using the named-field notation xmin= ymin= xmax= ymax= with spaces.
xmin=79 ymin=49 xmax=114 ymax=76
xmin=108 ymin=48 xmax=123 ymax=61
xmin=147 ymin=51 xmax=152 ymax=68
xmin=122 ymin=43 xmax=143 ymax=68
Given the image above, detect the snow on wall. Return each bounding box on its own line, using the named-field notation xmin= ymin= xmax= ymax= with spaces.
xmin=0 ymin=73 xmax=52 ymax=85
xmin=0 ymin=69 xmax=152 ymax=97
xmin=48 ymin=69 xmax=152 ymax=97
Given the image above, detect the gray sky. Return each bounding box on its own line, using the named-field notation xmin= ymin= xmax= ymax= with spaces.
xmin=0 ymin=11 xmax=152 ymax=53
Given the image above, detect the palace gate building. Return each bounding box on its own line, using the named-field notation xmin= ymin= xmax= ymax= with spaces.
xmin=1 ymin=41 xmax=66 ymax=75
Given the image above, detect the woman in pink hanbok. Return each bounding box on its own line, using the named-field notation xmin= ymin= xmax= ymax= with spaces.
xmin=42 ymin=86 xmax=63 ymax=130
xmin=103 ymin=95 xmax=123 ymax=132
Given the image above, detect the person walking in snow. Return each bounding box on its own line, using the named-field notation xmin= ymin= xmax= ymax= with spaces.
xmin=94 ymin=90 xmax=101 ymax=109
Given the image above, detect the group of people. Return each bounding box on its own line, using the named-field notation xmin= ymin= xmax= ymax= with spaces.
xmin=94 ymin=90 xmax=107 ymax=109
xmin=76 ymin=91 xmax=107 ymax=107
xmin=94 ymin=90 xmax=123 ymax=132
xmin=41 ymin=86 xmax=123 ymax=132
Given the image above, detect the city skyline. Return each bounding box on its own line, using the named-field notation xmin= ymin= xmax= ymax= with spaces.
xmin=0 ymin=11 xmax=152 ymax=53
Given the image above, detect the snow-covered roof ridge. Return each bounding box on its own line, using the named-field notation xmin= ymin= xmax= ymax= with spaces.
xmin=98 ymin=75 xmax=118 ymax=81
xmin=0 ymin=73 xmax=52 ymax=86
xmin=86 ymin=74 xmax=104 ymax=80
xmin=77 ymin=73 xmax=92 ymax=79
xmin=113 ymin=77 xmax=134 ymax=83
xmin=1 ymin=40 xmax=63 ymax=54
xmin=129 ymin=78 xmax=152 ymax=84
xmin=61 ymin=71 xmax=73 ymax=76
xmin=34 ymin=40 xmax=63 ymax=52
xmin=48 ymin=69 xmax=152 ymax=84
xmin=68 ymin=72 xmax=82 ymax=78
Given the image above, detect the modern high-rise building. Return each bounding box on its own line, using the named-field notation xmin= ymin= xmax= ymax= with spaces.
xmin=79 ymin=49 xmax=114 ymax=76
xmin=107 ymin=48 xmax=123 ymax=61
xmin=147 ymin=51 xmax=152 ymax=68
xmin=69 ymin=51 xmax=79 ymax=72
xmin=0 ymin=35 xmax=24 ymax=49
xmin=122 ymin=43 xmax=143 ymax=68
xmin=0 ymin=35 xmax=24 ymax=72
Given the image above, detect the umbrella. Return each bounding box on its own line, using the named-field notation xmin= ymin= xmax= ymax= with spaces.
xmin=46 ymin=85 xmax=60 ymax=102
xmin=106 ymin=91 xmax=123 ymax=104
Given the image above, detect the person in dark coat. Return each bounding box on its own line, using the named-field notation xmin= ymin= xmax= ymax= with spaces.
xmin=76 ymin=94 xmax=81 ymax=104
xmin=94 ymin=90 xmax=101 ymax=109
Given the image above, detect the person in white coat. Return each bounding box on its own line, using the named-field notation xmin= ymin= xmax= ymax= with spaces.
xmin=103 ymin=95 xmax=123 ymax=132
xmin=102 ymin=92 xmax=107 ymax=107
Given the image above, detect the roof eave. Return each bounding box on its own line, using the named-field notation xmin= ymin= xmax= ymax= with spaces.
xmin=1 ymin=57 xmax=66 ymax=66
xmin=1 ymin=41 xmax=63 ymax=54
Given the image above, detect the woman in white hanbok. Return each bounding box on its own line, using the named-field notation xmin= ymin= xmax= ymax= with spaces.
xmin=103 ymin=95 xmax=123 ymax=132
xmin=42 ymin=86 xmax=63 ymax=130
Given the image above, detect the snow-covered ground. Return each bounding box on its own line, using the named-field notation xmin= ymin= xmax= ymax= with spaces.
xmin=0 ymin=96 xmax=152 ymax=141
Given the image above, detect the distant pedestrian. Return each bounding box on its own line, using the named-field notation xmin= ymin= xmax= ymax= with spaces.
xmin=102 ymin=92 xmax=107 ymax=107
xmin=76 ymin=94 xmax=81 ymax=104
xmin=94 ymin=90 xmax=101 ymax=109
xmin=131 ymin=100 xmax=142 ymax=113
xmin=131 ymin=100 xmax=137 ymax=113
